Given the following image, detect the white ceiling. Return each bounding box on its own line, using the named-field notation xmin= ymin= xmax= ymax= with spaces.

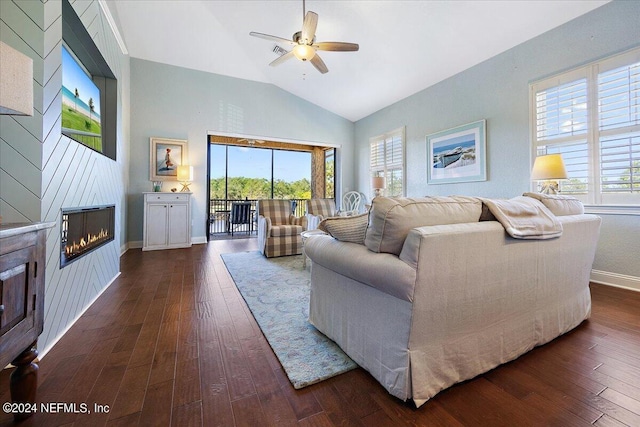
xmin=109 ymin=0 xmax=609 ymax=122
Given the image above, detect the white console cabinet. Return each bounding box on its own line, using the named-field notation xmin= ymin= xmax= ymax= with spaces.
xmin=143 ymin=192 xmax=192 ymax=251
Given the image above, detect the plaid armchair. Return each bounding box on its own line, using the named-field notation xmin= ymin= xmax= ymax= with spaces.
xmin=306 ymin=198 xmax=337 ymax=230
xmin=257 ymin=199 xmax=307 ymax=257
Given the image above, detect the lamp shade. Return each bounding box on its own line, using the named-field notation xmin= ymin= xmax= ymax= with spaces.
xmin=0 ymin=41 xmax=33 ymax=116
xmin=293 ymin=44 xmax=316 ymax=61
xmin=531 ymin=154 xmax=568 ymax=180
xmin=177 ymin=165 xmax=193 ymax=182
xmin=371 ymin=176 xmax=386 ymax=189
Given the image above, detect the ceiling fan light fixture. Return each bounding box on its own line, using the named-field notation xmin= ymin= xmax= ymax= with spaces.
xmin=293 ymin=44 xmax=316 ymax=61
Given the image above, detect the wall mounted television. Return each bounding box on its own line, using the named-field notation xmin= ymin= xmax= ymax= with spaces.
xmin=61 ymin=44 xmax=102 ymax=153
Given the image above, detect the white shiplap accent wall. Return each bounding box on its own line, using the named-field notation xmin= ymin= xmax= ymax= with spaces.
xmin=0 ymin=0 xmax=129 ymax=355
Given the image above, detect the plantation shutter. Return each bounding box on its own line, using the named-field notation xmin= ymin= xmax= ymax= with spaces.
xmin=535 ymin=79 xmax=588 ymax=141
xmin=598 ymin=61 xmax=640 ymax=194
xmin=370 ymin=127 xmax=405 ymax=197
xmin=534 ymin=76 xmax=590 ymax=195
xmin=531 ymin=48 xmax=640 ymax=205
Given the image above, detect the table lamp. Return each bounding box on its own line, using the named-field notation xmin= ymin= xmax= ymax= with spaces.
xmin=531 ymin=154 xmax=567 ymax=194
xmin=372 ymin=176 xmax=386 ymax=197
xmin=177 ymin=165 xmax=193 ymax=192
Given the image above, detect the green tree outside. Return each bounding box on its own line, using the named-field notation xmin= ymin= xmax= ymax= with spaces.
xmin=210 ymin=176 xmax=311 ymax=200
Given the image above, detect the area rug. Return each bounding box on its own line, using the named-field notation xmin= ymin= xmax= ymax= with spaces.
xmin=221 ymin=251 xmax=356 ymax=388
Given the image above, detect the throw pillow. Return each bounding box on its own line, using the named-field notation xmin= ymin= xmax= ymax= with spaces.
xmin=318 ymin=213 xmax=369 ymax=244
xmin=364 ymin=196 xmax=482 ymax=255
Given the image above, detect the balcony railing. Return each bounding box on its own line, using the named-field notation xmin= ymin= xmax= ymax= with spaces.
xmin=209 ymin=198 xmax=308 ymax=235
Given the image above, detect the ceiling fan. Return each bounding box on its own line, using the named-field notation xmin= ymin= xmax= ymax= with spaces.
xmin=249 ymin=0 xmax=359 ymax=74
xmin=237 ymin=138 xmax=265 ymax=146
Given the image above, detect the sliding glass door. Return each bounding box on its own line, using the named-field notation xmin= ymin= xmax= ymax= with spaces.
xmin=208 ymin=143 xmax=313 ymax=235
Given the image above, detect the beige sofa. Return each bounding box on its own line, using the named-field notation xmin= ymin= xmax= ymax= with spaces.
xmin=305 ymin=194 xmax=601 ymax=407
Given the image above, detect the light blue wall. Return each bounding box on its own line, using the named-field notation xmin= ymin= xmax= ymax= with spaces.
xmin=354 ymin=0 xmax=640 ymax=278
xmin=128 ymin=59 xmax=354 ymax=244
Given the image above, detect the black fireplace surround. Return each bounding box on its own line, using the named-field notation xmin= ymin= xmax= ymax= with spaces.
xmin=60 ymin=205 xmax=115 ymax=268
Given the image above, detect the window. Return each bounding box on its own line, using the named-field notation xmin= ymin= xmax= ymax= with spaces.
xmin=531 ymin=48 xmax=640 ymax=206
xmin=370 ymin=127 xmax=405 ymax=197
xmin=324 ymin=148 xmax=335 ymax=198
xmin=209 ymin=144 xmax=311 ymax=200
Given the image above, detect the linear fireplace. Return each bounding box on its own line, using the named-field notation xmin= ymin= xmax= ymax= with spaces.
xmin=60 ymin=205 xmax=115 ymax=268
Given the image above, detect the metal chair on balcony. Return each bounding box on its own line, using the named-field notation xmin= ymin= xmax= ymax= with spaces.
xmin=229 ymin=202 xmax=253 ymax=236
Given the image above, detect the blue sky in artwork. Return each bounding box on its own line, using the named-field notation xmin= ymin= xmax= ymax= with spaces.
xmin=62 ymin=46 xmax=101 ymax=115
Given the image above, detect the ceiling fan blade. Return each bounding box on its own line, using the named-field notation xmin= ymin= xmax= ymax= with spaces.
xmin=301 ymin=11 xmax=318 ymax=43
xmin=314 ymin=41 xmax=359 ymax=52
xmin=269 ymin=51 xmax=295 ymax=67
xmin=250 ymin=32 xmax=296 ymax=46
xmin=310 ymin=53 xmax=328 ymax=74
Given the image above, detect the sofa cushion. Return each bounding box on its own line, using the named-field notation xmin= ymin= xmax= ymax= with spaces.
xmin=364 ymin=196 xmax=482 ymax=255
xmin=318 ymin=213 xmax=368 ymax=244
xmin=523 ymin=192 xmax=584 ymax=216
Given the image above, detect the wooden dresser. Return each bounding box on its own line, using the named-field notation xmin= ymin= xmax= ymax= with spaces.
xmin=0 ymin=222 xmax=54 ymax=421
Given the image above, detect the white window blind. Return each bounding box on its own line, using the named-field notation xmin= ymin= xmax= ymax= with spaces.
xmin=598 ymin=62 xmax=640 ymax=131
xmin=370 ymin=127 xmax=405 ymax=197
xmin=531 ymin=47 xmax=640 ymax=206
xmin=535 ymin=79 xmax=588 ymax=141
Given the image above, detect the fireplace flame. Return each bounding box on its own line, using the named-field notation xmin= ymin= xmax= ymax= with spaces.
xmin=65 ymin=228 xmax=110 ymax=256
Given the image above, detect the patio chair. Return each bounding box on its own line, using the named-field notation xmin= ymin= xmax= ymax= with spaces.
xmin=306 ymin=198 xmax=336 ymax=230
xmin=257 ymin=199 xmax=307 ymax=257
xmin=229 ymin=202 xmax=252 ymax=236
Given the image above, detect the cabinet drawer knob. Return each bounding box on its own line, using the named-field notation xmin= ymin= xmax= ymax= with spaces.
xmin=0 ymin=304 xmax=4 ymax=315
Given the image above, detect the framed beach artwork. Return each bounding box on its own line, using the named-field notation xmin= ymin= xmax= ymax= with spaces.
xmin=426 ymin=120 xmax=487 ymax=184
xmin=149 ymin=137 xmax=187 ymax=181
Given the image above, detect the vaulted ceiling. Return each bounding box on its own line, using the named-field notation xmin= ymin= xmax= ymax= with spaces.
xmin=108 ymin=0 xmax=609 ymax=122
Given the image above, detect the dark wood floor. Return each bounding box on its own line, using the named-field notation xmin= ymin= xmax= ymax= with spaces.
xmin=1 ymin=238 xmax=640 ymax=426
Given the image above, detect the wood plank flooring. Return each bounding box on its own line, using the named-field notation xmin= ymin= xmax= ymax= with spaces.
xmin=1 ymin=239 xmax=639 ymax=426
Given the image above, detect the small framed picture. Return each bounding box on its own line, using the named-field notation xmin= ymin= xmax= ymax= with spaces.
xmin=427 ymin=120 xmax=487 ymax=184
xmin=149 ymin=137 xmax=187 ymax=181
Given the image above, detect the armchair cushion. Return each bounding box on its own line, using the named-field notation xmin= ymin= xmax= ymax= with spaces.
xmin=271 ymin=224 xmax=304 ymax=237
xmin=290 ymin=214 xmax=307 ymax=229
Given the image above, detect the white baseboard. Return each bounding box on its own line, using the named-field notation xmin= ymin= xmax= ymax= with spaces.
xmin=128 ymin=238 xmax=206 ymax=248
xmin=192 ymin=236 xmax=207 ymax=245
xmin=591 ymin=269 xmax=640 ymax=292
xmin=38 ymin=271 xmax=122 ymax=359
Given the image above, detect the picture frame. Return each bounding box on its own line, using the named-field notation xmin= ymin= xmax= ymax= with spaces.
xmin=149 ymin=137 xmax=187 ymax=181
xmin=426 ymin=119 xmax=487 ymax=184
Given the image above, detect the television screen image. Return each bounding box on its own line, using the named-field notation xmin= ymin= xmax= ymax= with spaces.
xmin=61 ymin=45 xmax=102 ymax=152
